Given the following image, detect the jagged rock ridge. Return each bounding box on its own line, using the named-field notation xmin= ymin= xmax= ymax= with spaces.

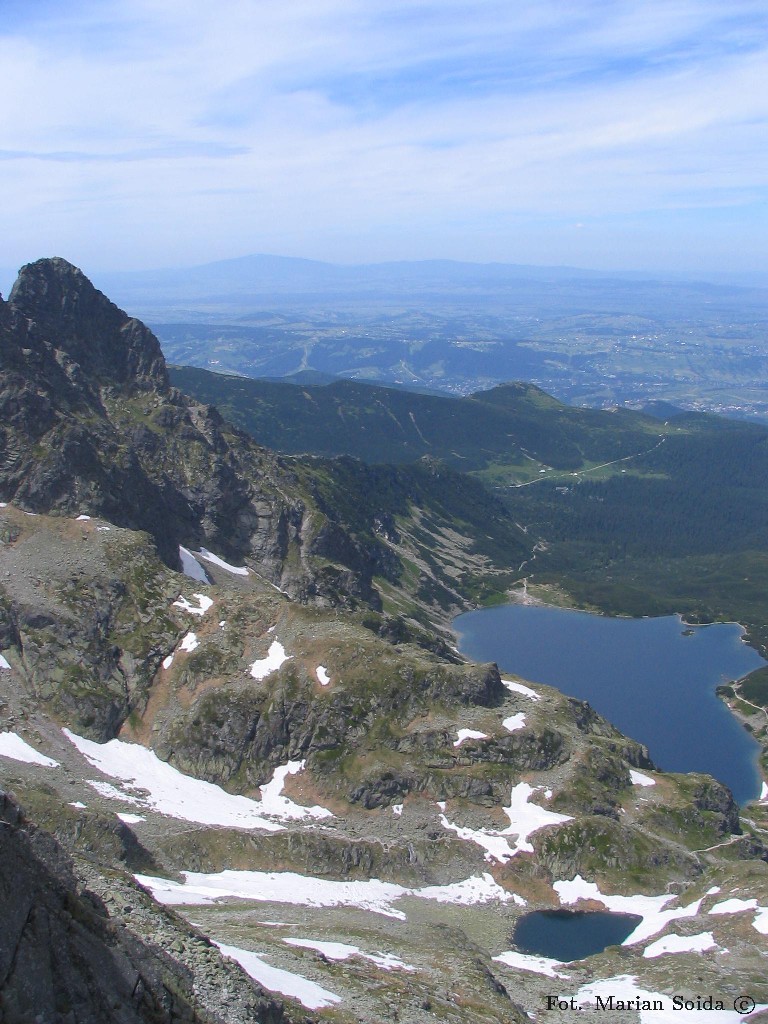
xmin=0 ymin=257 xmax=528 ymax=616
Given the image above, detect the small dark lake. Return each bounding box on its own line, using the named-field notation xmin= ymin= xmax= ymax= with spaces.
xmin=513 ymin=910 xmax=642 ymax=961
xmin=454 ymin=605 xmax=766 ymax=804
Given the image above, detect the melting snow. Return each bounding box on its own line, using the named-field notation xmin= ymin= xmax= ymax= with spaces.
xmin=283 ymin=938 xmax=415 ymax=972
xmin=258 ymin=761 xmax=333 ymax=820
xmin=215 ymin=942 xmax=341 ymax=1010
xmin=179 ymin=632 xmax=199 ymax=653
xmin=139 ymin=871 xmax=414 ymax=918
xmin=439 ymin=783 xmax=572 ymax=863
xmin=502 ymin=713 xmax=526 ymax=733
xmin=0 ymin=654 xmax=11 ymax=669
xmin=137 ymin=870 xmax=514 ymax=920
xmin=76 ymin=514 xmax=91 ymax=521
xmin=493 ymin=950 xmax=569 ymax=979
xmin=116 ymin=812 xmax=146 ymax=825
xmin=643 ymin=932 xmax=716 ymax=958
xmin=86 ymin=780 xmax=144 ymax=806
xmin=65 ymin=732 xmax=331 ymax=829
xmin=173 ymin=593 xmax=214 ymax=617
xmin=630 ymin=769 xmax=656 ymax=787
xmin=710 ymin=896 xmax=768 ymax=935
xmin=315 ymin=666 xmax=330 ymax=686
xmin=710 ymin=897 xmax=758 ymax=915
xmin=0 ymin=732 xmax=59 ymax=767
xmin=250 ymin=640 xmax=292 ymax=680
xmin=162 ymin=654 xmax=174 ymax=670
xmin=412 ymin=873 xmax=515 ymax=907
xmin=69 ymin=801 xmax=87 ymax=809
xmin=453 ymin=728 xmax=488 ymax=747
xmin=501 ymin=678 xmax=540 ymax=701
xmin=179 ymin=546 xmax=210 ymax=583
xmin=554 ymin=876 xmax=703 ymax=945
xmin=199 ymin=548 xmax=249 ymax=576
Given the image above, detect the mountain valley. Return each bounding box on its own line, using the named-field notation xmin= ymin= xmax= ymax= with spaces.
xmin=1 ymin=260 xmax=768 ymax=1023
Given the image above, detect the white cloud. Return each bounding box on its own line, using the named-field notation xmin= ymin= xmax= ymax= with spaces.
xmin=1 ymin=1 xmax=766 ymax=270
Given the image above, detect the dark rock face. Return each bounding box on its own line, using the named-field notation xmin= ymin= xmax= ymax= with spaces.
xmin=9 ymin=258 xmax=169 ymax=390
xmin=0 ymin=259 xmax=387 ymax=596
xmin=0 ymin=791 xmax=299 ymax=1024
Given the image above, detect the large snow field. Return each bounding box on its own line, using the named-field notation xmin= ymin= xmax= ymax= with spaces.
xmin=136 ymin=869 xmax=516 ymax=921
xmin=64 ymin=731 xmax=332 ymax=828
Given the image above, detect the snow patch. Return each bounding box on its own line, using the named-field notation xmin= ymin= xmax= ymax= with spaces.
xmin=453 ymin=728 xmax=488 ymax=747
xmin=69 ymin=801 xmax=87 ymax=809
xmin=179 ymin=546 xmax=210 ymax=583
xmin=315 ymin=665 xmax=330 ymax=686
xmin=215 ymin=942 xmax=341 ymax=1010
xmin=392 ymin=804 xmax=403 ymax=816
xmin=502 ymin=713 xmax=526 ymax=733
xmin=412 ymin=873 xmax=515 ymax=907
xmin=137 ymin=869 xmax=514 ymax=920
xmin=554 ymin=875 xmax=703 ymax=945
xmin=643 ymin=931 xmax=716 ymax=958
xmin=0 ymin=732 xmax=59 ymax=767
xmin=66 ymin=732 xmax=329 ymax=829
xmin=173 ymin=593 xmax=214 ymax=617
xmin=117 ymin=813 xmax=146 ymax=825
xmin=493 ymin=950 xmax=569 ymax=979
xmin=710 ymin=897 xmax=758 ymax=915
xmin=258 ymin=761 xmax=333 ymax=820
xmin=501 ymin=678 xmax=540 ymax=701
xmin=760 ymin=780 xmax=768 ymax=802
xmin=179 ymin=632 xmax=199 ymax=653
xmin=250 ymin=640 xmax=292 ymax=680
xmin=0 ymin=654 xmax=11 ymax=669
xmin=283 ymin=938 xmax=415 ymax=972
xmin=76 ymin=514 xmax=91 ymax=521
xmin=86 ymin=780 xmax=144 ymax=806
xmin=439 ymin=783 xmax=572 ymax=863
xmin=630 ymin=769 xmax=656 ymax=787
xmin=199 ymin=548 xmax=249 ymax=576
xmin=162 ymin=654 xmax=174 ymax=670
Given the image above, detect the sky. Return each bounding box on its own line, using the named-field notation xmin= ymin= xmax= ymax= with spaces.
xmin=1 ymin=0 xmax=767 ymax=277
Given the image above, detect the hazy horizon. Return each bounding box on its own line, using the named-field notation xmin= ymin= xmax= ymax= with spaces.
xmin=1 ymin=2 xmax=767 ymax=280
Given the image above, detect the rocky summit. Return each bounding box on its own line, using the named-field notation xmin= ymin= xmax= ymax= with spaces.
xmin=1 ymin=259 xmax=767 ymax=1024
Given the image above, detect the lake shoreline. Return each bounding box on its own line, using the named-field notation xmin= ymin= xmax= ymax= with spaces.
xmin=453 ymin=600 xmax=767 ymax=806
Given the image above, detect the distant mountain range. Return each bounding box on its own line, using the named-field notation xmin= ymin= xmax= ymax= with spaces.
xmin=74 ymin=253 xmax=768 ymax=318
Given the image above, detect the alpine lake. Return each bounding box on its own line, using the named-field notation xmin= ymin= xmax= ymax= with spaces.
xmin=454 ymin=603 xmax=767 ymax=963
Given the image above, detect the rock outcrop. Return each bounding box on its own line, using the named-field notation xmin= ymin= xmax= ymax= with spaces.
xmin=0 ymin=790 xmax=305 ymax=1024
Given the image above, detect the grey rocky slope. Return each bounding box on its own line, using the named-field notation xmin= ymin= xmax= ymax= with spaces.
xmin=0 ymin=789 xmax=307 ymax=1024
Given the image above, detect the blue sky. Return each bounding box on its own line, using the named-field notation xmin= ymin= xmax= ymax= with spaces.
xmin=1 ymin=0 xmax=767 ymax=276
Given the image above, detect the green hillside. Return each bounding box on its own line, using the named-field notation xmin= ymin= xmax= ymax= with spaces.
xmin=172 ymin=364 xmax=768 ymax=665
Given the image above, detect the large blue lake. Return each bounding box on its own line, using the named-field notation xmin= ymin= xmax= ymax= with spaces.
xmin=454 ymin=604 xmax=766 ymax=804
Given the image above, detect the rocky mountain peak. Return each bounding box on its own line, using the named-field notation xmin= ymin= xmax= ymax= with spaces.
xmin=8 ymin=257 xmax=168 ymax=390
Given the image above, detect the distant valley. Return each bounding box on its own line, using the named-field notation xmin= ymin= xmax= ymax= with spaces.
xmin=81 ymin=252 xmax=768 ymax=421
